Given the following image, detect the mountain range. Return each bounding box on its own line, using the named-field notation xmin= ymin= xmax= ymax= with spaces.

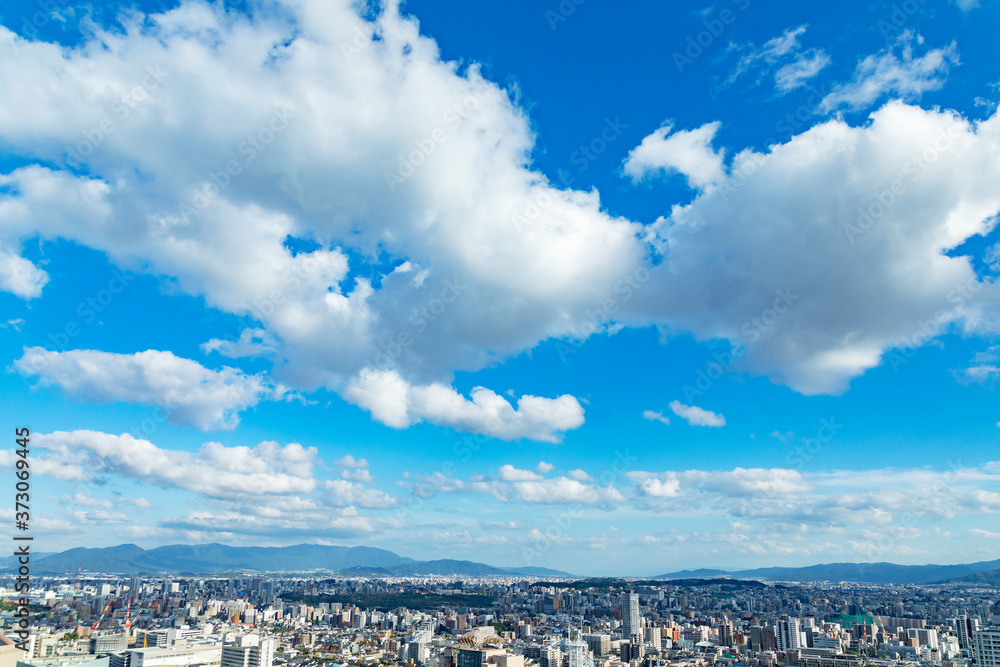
xmin=5 ymin=543 xmax=570 ymax=577
xmin=11 ymin=543 xmax=1000 ymax=584
xmin=658 ymin=559 xmax=1000 ymax=585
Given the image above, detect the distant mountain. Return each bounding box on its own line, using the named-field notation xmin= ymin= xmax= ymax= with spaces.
xmin=935 ymin=567 xmax=1000 ymax=585
xmin=18 ymin=543 xmax=573 ymax=578
xmin=656 ymin=558 xmax=1000 ymax=585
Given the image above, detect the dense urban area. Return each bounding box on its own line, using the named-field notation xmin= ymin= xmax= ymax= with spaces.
xmin=0 ymin=574 xmax=998 ymax=667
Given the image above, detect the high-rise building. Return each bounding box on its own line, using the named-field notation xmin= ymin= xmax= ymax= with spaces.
xmin=620 ymin=593 xmax=641 ymax=642
xmin=129 ymin=578 xmax=142 ymax=600
xmin=776 ymin=619 xmax=802 ymax=652
xmin=221 ymin=635 xmax=275 ymax=667
xmin=719 ymin=623 xmax=733 ymax=648
xmin=582 ymin=635 xmax=610 ymax=657
xmin=539 ymin=646 xmax=561 ymax=667
xmin=955 ymin=615 xmax=979 ymax=651
xmin=907 ymin=628 xmax=938 ymax=649
xmin=974 ymin=629 xmax=1000 ymax=667
xmin=749 ymin=626 xmax=777 ymax=652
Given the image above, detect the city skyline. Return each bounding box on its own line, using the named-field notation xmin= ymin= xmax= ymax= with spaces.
xmin=2 ymin=0 xmax=1000 ymax=575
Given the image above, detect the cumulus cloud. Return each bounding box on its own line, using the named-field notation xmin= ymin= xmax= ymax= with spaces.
xmin=15 ymin=347 xmax=287 ymax=430
xmin=324 ymin=480 xmax=397 ymax=509
xmin=0 ymin=249 xmax=48 ymax=298
xmin=535 ymin=461 xmax=555 ymax=474
xmin=641 ymin=101 xmax=1000 ymax=394
xmin=637 ymin=477 xmax=682 ymax=498
xmin=334 ymin=454 xmax=370 ymax=469
xmin=499 ymin=465 xmax=542 ymax=482
xmin=0 ymin=0 xmax=641 ymax=437
xmin=623 ymin=122 xmax=725 ymax=188
xmin=820 ymin=34 xmax=958 ymax=112
xmin=341 ymin=468 xmax=374 ymax=483
xmin=36 ymin=431 xmax=319 ymax=499
xmin=344 ymin=368 xmax=584 ymax=442
xmin=669 ymin=400 xmax=726 ymax=427
xmin=0 ymin=0 xmax=999 ymax=427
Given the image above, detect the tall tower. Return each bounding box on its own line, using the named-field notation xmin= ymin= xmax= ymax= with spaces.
xmin=620 ymin=593 xmax=641 ymax=642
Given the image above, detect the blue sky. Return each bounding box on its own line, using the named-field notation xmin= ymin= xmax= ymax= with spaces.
xmin=2 ymin=0 xmax=1000 ymax=576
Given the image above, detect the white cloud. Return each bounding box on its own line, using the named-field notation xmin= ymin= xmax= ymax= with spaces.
xmin=334 ymin=454 xmax=369 ymax=469
xmin=535 ymin=461 xmax=555 ymax=474
xmin=0 ymin=249 xmax=48 ymax=298
xmin=775 ymin=50 xmax=831 ymax=93
xmin=969 ymin=528 xmax=1000 ymax=539
xmin=499 ymin=464 xmax=542 ymax=482
xmin=820 ymin=34 xmax=958 ymax=112
xmin=341 ymin=468 xmax=374 ymax=483
xmin=729 ymin=25 xmax=830 ymax=94
xmin=324 ymin=480 xmax=397 ymax=509
xmin=63 ymin=490 xmax=112 ymax=509
xmin=0 ymin=0 xmax=644 ymax=437
xmin=637 ymin=477 xmax=682 ymax=498
xmin=344 ymin=368 xmax=584 ymax=442
xmin=15 ymin=347 xmax=287 ymax=430
xmin=642 ymin=409 xmax=670 ymax=425
xmin=508 ymin=477 xmax=624 ymax=505
xmin=36 ymin=430 xmax=319 ymax=499
xmin=623 ymin=122 xmax=725 ymax=188
xmin=420 ymin=465 xmax=623 ymax=506
xmin=642 ymin=101 xmax=1000 ymax=395
xmin=669 ymin=400 xmax=726 ymax=427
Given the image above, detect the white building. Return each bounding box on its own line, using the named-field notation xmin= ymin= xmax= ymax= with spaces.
xmin=974 ymin=628 xmax=1000 ymax=667
xmin=776 ymin=619 xmax=802 ymax=653
xmin=220 ymin=636 xmax=274 ymax=667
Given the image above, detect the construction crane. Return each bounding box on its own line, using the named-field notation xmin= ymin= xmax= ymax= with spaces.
xmin=92 ymin=600 xmax=113 ymax=632
xmin=75 ymin=566 xmax=82 ymax=592
xmin=124 ymin=599 xmax=134 ymax=631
